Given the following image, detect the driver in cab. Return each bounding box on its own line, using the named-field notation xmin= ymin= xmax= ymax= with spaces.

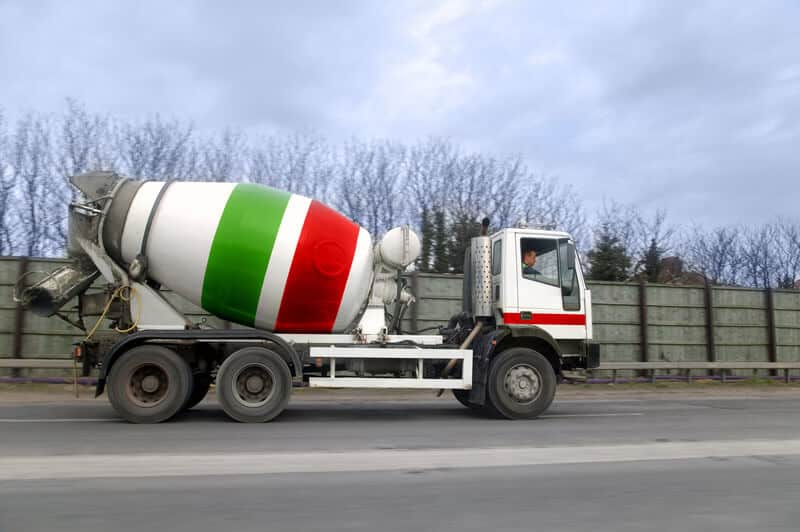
xmin=521 ymin=245 xmax=541 ymax=278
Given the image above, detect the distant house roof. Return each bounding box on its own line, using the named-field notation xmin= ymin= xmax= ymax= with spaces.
xmin=633 ymin=256 xmax=707 ymax=285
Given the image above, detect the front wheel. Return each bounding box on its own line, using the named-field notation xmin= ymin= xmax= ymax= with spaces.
xmin=486 ymin=347 xmax=556 ymax=419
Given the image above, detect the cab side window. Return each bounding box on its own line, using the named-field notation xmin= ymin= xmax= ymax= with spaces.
xmin=491 ymin=239 xmax=502 ymax=275
xmin=519 ymin=238 xmax=559 ymax=287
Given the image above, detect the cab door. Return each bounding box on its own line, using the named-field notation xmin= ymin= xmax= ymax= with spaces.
xmin=514 ymin=234 xmax=563 ymax=314
xmin=511 ymin=234 xmax=586 ymax=338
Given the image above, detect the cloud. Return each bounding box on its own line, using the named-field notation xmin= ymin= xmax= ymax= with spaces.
xmin=1 ymin=0 xmax=798 ymax=225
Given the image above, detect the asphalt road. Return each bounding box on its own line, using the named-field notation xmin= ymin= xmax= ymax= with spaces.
xmin=1 ymin=392 xmax=799 ymax=531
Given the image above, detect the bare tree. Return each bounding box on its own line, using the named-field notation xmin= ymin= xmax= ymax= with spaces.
xmin=114 ymin=115 xmax=195 ymax=180
xmin=335 ymin=140 xmax=406 ymax=236
xmin=519 ymin=175 xmax=588 ymax=248
xmin=402 ymin=138 xmax=459 ymax=270
xmin=0 ymin=100 xmax=598 ymax=263
xmin=740 ymin=224 xmax=778 ymax=288
xmin=404 ymin=138 xmax=455 ymax=225
xmin=685 ymin=225 xmax=742 ymax=285
xmin=13 ymin=113 xmax=56 ymax=256
xmin=247 ymin=131 xmax=335 ymax=201
xmin=772 ymin=219 xmax=800 ymax=288
xmin=200 ymin=128 xmax=244 ymax=182
xmin=441 ymin=153 xmax=519 ymax=232
xmin=50 ymin=99 xmax=112 ymax=249
xmin=56 ymin=99 xmax=109 ymax=178
xmin=0 ymin=109 xmax=14 ymax=255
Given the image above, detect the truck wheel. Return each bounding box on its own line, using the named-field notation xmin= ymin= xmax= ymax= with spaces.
xmin=108 ymin=345 xmax=192 ymax=424
xmin=183 ymin=373 xmax=212 ymax=411
xmin=486 ymin=347 xmax=556 ymax=419
xmin=216 ymin=347 xmax=291 ymax=423
xmin=452 ymin=389 xmax=481 ymax=409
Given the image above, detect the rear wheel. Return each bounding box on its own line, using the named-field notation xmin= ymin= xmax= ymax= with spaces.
xmin=452 ymin=389 xmax=481 ymax=409
xmin=107 ymin=345 xmax=192 ymax=424
xmin=216 ymin=347 xmax=291 ymax=423
xmin=183 ymin=373 xmax=212 ymax=410
xmin=486 ymin=347 xmax=556 ymax=419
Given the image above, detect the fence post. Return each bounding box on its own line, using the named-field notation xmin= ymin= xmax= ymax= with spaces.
xmin=766 ymin=288 xmax=778 ymax=377
xmin=703 ymin=278 xmax=716 ymax=369
xmin=11 ymin=257 xmax=30 ymax=378
xmin=638 ymin=280 xmax=649 ymax=377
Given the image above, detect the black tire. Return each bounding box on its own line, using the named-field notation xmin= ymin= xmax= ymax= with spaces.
xmin=107 ymin=345 xmax=192 ymax=424
xmin=452 ymin=389 xmax=481 ymax=410
xmin=486 ymin=347 xmax=557 ymax=419
xmin=216 ymin=347 xmax=291 ymax=423
xmin=183 ymin=373 xmax=212 ymax=411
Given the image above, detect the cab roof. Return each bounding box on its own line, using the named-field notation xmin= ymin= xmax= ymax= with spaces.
xmin=491 ymin=227 xmax=573 ymax=240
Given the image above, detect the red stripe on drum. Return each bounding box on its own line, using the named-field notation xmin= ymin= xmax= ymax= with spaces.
xmin=503 ymin=312 xmax=586 ymax=326
xmin=274 ymin=200 xmax=360 ymax=332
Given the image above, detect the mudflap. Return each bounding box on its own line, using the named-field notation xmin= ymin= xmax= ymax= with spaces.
xmin=468 ymin=329 xmax=510 ymax=406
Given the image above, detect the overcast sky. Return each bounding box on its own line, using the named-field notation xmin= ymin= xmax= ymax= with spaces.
xmin=1 ymin=0 xmax=798 ymax=226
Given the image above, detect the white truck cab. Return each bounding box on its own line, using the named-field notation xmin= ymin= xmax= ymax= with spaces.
xmin=491 ymin=228 xmax=592 ymax=342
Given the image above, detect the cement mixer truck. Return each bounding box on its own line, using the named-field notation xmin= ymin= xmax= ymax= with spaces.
xmin=19 ymin=171 xmax=599 ymax=423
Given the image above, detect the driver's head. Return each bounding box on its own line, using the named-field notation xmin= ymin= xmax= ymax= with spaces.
xmin=523 ymin=249 xmax=537 ymax=267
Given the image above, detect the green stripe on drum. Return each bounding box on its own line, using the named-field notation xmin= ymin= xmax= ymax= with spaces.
xmin=201 ymin=183 xmax=291 ymax=326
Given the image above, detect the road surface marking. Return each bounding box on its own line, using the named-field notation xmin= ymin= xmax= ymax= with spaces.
xmin=0 ymin=439 xmax=798 ymax=481
xmin=542 ymin=413 xmax=644 ymax=418
xmin=0 ymin=418 xmax=117 ymax=423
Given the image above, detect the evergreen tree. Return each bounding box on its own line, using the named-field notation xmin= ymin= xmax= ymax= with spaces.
xmin=417 ymin=207 xmax=433 ymax=272
xmin=588 ymin=224 xmax=631 ymax=281
xmin=642 ymin=237 xmax=664 ymax=282
xmin=432 ymin=209 xmax=449 ymax=273
xmin=447 ymin=216 xmax=482 ymax=273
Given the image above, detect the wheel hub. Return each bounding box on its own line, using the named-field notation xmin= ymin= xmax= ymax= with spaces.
xmin=245 ymin=375 xmax=265 ymax=394
xmin=127 ymin=364 xmax=169 ymax=407
xmin=504 ymin=364 xmax=541 ymax=404
xmin=234 ymin=364 xmax=275 ymax=407
xmin=141 ymin=375 xmax=159 ymax=393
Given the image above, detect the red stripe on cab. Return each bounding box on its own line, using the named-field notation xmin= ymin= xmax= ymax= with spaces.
xmin=503 ymin=312 xmax=586 ymax=326
xmin=274 ymin=201 xmax=359 ymax=333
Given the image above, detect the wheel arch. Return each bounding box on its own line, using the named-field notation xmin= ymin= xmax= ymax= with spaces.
xmin=469 ymin=325 xmax=562 ymax=406
xmin=496 ymin=327 xmax=562 ymax=376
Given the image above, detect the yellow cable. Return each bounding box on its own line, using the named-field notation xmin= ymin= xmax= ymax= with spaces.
xmin=84 ymin=285 xmax=141 ymax=341
xmin=115 ymin=285 xmax=141 ymax=334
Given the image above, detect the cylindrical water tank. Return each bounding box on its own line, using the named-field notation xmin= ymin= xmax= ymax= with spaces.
xmin=105 ymin=181 xmax=373 ymax=333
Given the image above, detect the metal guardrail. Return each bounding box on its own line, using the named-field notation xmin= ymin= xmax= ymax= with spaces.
xmin=0 ymin=359 xmax=74 ymax=368
xmin=596 ymin=362 xmax=800 ymax=384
